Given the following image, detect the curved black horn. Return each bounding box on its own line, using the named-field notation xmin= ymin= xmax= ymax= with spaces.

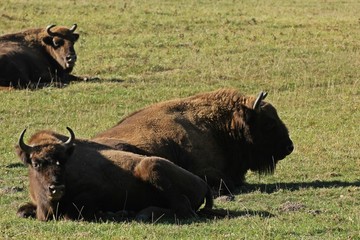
xmin=253 ymin=91 xmax=268 ymax=110
xmin=46 ymin=24 xmax=56 ymax=36
xmin=18 ymin=129 xmax=33 ymax=154
xmin=262 ymin=92 xmax=268 ymax=99
xmin=64 ymin=127 xmax=75 ymax=146
xmin=69 ymin=24 xmax=77 ymax=32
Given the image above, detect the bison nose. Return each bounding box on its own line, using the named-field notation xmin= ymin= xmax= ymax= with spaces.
xmin=49 ymin=184 xmax=65 ymax=198
xmin=286 ymin=142 xmax=294 ymax=154
xmin=49 ymin=184 xmax=65 ymax=192
xmin=66 ymin=54 xmax=76 ymax=63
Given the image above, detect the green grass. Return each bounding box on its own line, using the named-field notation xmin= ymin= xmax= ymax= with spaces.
xmin=1 ymin=0 xmax=359 ymax=239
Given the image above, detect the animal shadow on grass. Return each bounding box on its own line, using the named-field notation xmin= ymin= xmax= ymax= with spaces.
xmin=112 ymin=208 xmax=275 ymax=225
xmin=103 ymin=78 xmax=125 ymax=83
xmin=79 ymin=77 xmax=125 ymax=85
xmin=80 ymin=77 xmax=125 ymax=83
xmin=49 ymin=206 xmax=275 ymax=224
xmin=235 ymin=180 xmax=360 ymax=194
xmin=0 ymin=76 xmax=102 ymax=90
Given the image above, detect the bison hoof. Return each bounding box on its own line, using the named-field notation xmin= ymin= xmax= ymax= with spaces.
xmin=17 ymin=203 xmax=36 ymax=218
xmin=135 ymin=213 xmax=151 ymax=222
xmin=83 ymin=76 xmax=100 ymax=82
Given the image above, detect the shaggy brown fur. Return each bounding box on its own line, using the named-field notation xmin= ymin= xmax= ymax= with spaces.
xmin=16 ymin=128 xmax=213 ymax=221
xmin=0 ymin=24 xmax=83 ymax=89
xmin=93 ymin=88 xmax=294 ymax=192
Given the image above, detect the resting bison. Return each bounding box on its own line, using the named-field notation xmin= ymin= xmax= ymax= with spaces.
xmin=0 ymin=24 xmax=82 ymax=89
xmin=93 ymin=88 xmax=294 ymax=192
xmin=16 ymin=127 xmax=213 ymax=221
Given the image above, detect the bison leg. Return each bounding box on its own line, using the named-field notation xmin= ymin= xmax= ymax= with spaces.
xmin=170 ymin=194 xmax=197 ymax=218
xmin=135 ymin=195 xmax=197 ymax=222
xmin=134 ymin=158 xmax=198 ymax=219
xmin=0 ymin=85 xmax=15 ymax=90
xmin=18 ymin=201 xmax=65 ymax=221
xmin=136 ymin=189 xmax=197 ymax=221
xmin=17 ymin=202 xmax=36 ymax=218
xmin=95 ymin=210 xmax=133 ymax=222
xmin=135 ymin=200 xmax=196 ymax=222
xmin=135 ymin=206 xmax=173 ymax=222
xmin=65 ymin=193 xmax=99 ymax=221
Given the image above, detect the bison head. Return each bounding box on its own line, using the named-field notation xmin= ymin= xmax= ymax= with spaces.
xmin=239 ymin=92 xmax=294 ymax=174
xmin=42 ymin=24 xmax=79 ymax=72
xmin=16 ymin=127 xmax=75 ymax=203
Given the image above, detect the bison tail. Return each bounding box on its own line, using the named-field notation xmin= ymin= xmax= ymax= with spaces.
xmin=197 ymin=185 xmax=231 ymax=219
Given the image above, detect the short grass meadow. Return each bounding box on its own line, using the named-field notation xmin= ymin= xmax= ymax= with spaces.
xmin=0 ymin=0 xmax=359 ymax=239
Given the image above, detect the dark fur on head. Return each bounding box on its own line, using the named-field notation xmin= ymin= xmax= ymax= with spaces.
xmin=15 ymin=129 xmax=75 ymax=220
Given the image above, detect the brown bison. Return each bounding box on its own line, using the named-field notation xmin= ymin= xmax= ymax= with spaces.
xmin=93 ymin=88 xmax=294 ymax=192
xmin=16 ymin=127 xmax=213 ymax=221
xmin=0 ymin=24 xmax=82 ymax=89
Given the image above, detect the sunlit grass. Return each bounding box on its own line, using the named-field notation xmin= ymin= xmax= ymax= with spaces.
xmin=1 ymin=0 xmax=359 ymax=239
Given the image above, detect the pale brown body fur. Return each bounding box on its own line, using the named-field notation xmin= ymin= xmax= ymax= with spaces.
xmin=93 ymin=88 xmax=294 ymax=192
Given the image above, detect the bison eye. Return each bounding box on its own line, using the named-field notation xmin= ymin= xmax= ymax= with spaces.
xmin=53 ymin=39 xmax=64 ymax=47
xmin=32 ymin=162 xmax=41 ymax=169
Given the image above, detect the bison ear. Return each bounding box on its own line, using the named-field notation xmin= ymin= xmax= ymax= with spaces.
xmin=66 ymin=145 xmax=75 ymax=156
xmin=244 ymin=108 xmax=257 ymax=123
xmin=42 ymin=36 xmax=53 ymax=46
xmin=15 ymin=145 xmax=31 ymax=165
xmin=72 ymin=33 xmax=79 ymax=42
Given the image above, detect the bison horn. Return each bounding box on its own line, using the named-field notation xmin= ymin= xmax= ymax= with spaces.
xmin=46 ymin=24 xmax=56 ymax=36
xmin=18 ymin=129 xmax=33 ymax=154
xmin=69 ymin=24 xmax=77 ymax=33
xmin=253 ymin=91 xmax=268 ymax=110
xmin=64 ymin=127 xmax=75 ymax=147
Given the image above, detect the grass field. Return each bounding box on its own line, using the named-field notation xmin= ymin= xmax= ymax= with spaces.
xmin=0 ymin=0 xmax=359 ymax=239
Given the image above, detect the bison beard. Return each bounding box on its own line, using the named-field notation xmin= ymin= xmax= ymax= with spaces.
xmin=0 ymin=24 xmax=83 ymax=89
xmin=93 ymin=88 xmax=294 ymax=193
xmin=16 ymin=128 xmax=214 ymax=221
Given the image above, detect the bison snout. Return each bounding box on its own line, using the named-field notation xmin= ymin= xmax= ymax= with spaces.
xmin=65 ymin=54 xmax=77 ymax=67
xmin=48 ymin=184 xmax=65 ymax=200
xmin=286 ymin=141 xmax=294 ymax=155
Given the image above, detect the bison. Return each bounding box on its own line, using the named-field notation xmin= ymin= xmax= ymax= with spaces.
xmin=93 ymin=88 xmax=294 ymax=192
xmin=0 ymin=24 xmax=82 ymax=89
xmin=16 ymin=127 xmax=213 ymax=221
